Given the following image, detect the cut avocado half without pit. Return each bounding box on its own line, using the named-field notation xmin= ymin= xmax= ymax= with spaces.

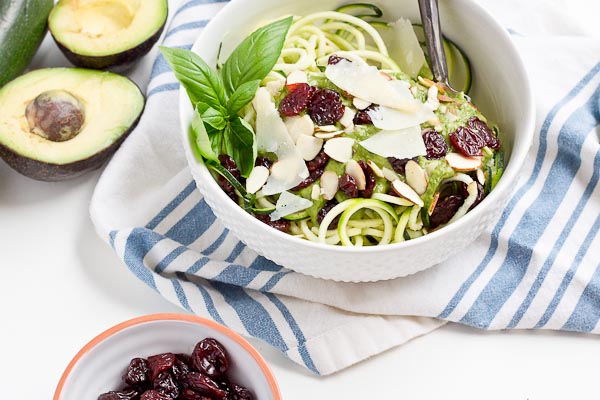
xmin=0 ymin=68 xmax=145 ymax=181
xmin=49 ymin=0 xmax=168 ymax=70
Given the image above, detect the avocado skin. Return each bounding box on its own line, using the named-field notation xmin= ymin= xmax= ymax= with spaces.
xmin=53 ymin=22 xmax=166 ymax=71
xmin=0 ymin=112 xmax=142 ymax=182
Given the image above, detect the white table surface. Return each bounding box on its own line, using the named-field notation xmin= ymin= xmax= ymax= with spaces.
xmin=2 ymin=4 xmax=600 ymax=398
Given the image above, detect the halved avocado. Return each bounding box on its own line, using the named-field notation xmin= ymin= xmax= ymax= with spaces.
xmin=48 ymin=0 xmax=168 ymax=70
xmin=0 ymin=68 xmax=145 ymax=181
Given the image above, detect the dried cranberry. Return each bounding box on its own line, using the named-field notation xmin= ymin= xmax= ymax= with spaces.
xmin=352 ymin=110 xmax=372 ymax=125
xmin=180 ymin=388 xmax=211 ymax=400
xmin=254 ymin=214 xmax=291 ymax=233
xmin=292 ymin=167 xmax=324 ymax=190
xmin=359 ymin=160 xmax=376 ymax=198
xmin=422 ymin=129 xmax=448 ymax=159
xmin=154 ymin=371 xmax=179 ymax=399
xmin=429 ymin=195 xmax=464 ymax=228
xmin=467 ymin=116 xmax=500 ymax=150
xmin=317 ymin=200 xmax=340 ymax=229
xmin=147 ymin=353 xmax=175 ymax=382
xmin=278 ymin=83 xmax=313 ymax=116
xmin=217 ymin=155 xmax=243 ymax=202
xmin=339 ymin=173 xmax=358 ymax=198
xmin=122 ymin=358 xmax=149 ymax=387
xmin=98 ymin=388 xmax=140 ymax=400
xmin=140 ymin=390 xmax=170 ymax=400
xmin=388 ymin=157 xmax=415 ymax=175
xmin=219 ymin=154 xmax=241 ymax=181
xmin=449 ymin=126 xmax=485 ymax=156
xmin=172 ymin=355 xmax=191 ymax=382
xmin=306 ymin=150 xmax=329 ymax=172
xmin=254 ymin=156 xmax=273 ymax=170
xmin=226 ymin=383 xmax=254 ymax=400
xmin=185 ymin=372 xmax=227 ymax=399
xmin=327 ymin=55 xmax=347 ymax=65
xmin=308 ymin=88 xmax=345 ymax=125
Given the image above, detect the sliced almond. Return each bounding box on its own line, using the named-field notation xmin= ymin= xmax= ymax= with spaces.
xmin=311 ymin=184 xmax=321 ymax=200
xmin=314 ymin=130 xmax=345 ymax=139
xmin=382 ymin=166 xmax=400 ymax=182
xmin=245 ymin=166 xmax=270 ymax=194
xmin=417 ymin=76 xmax=446 ymax=94
xmin=284 ymin=114 xmax=314 ymax=142
xmin=391 ymin=179 xmax=424 ymax=207
xmin=296 ymin=134 xmax=324 ymax=161
xmin=315 ymin=125 xmax=339 ymax=132
xmin=367 ymin=160 xmax=384 ymax=178
xmin=265 ymin=80 xmax=284 ymax=97
xmin=476 ymin=168 xmax=486 ymax=185
xmin=286 ymin=70 xmax=308 ymax=86
xmin=372 ymin=192 xmax=414 ymax=206
xmin=320 ymin=171 xmax=339 ymax=200
xmin=437 ymin=94 xmax=455 ymax=103
xmin=417 ymin=76 xmax=434 ymax=88
xmin=445 ymin=153 xmax=483 ymax=171
xmin=379 ymin=71 xmax=393 ymax=81
xmin=428 ymin=192 xmax=440 ymax=215
xmin=352 ymin=97 xmax=372 ymax=110
xmin=345 ymin=159 xmax=366 ymax=190
xmin=339 ymin=107 xmax=356 ymax=128
xmin=323 ymin=137 xmax=354 ymax=163
xmin=405 ymin=160 xmax=428 ymax=195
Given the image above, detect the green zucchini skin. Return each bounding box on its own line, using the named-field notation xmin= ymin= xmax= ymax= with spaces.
xmin=0 ymin=0 xmax=53 ymax=87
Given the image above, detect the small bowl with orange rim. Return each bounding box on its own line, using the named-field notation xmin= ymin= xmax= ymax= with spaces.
xmin=54 ymin=313 xmax=280 ymax=400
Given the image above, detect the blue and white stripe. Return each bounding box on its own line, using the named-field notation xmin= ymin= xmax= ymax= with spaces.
xmin=101 ymin=0 xmax=600 ymax=374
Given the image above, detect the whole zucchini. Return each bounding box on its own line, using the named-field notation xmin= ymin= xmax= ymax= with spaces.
xmin=0 ymin=0 xmax=54 ymax=87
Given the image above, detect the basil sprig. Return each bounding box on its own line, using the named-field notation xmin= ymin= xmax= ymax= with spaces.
xmin=160 ymin=16 xmax=292 ymax=179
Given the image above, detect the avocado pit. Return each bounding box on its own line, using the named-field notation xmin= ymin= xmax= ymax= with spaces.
xmin=25 ymin=90 xmax=85 ymax=142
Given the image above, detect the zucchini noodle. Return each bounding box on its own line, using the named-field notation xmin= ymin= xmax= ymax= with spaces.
xmin=242 ymin=7 xmax=502 ymax=247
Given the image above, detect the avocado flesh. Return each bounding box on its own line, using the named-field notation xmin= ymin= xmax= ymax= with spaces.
xmin=49 ymin=0 xmax=168 ymax=69
xmin=0 ymin=68 xmax=144 ymax=181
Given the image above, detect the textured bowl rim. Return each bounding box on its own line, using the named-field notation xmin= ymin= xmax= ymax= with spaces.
xmin=53 ymin=313 xmax=281 ymax=400
xmin=178 ymin=0 xmax=535 ymax=258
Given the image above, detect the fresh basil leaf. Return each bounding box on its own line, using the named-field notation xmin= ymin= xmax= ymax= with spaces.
xmin=221 ymin=16 xmax=293 ymax=95
xmin=160 ymin=46 xmax=227 ymax=111
xmin=226 ymin=117 xmax=257 ymax=178
xmin=227 ymin=79 xmax=261 ymax=115
xmin=198 ymin=103 xmax=227 ymax=130
xmin=190 ymin=109 xmax=218 ymax=162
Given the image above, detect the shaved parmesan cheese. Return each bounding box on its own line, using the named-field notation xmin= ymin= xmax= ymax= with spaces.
xmin=424 ymin=85 xmax=440 ymax=111
xmin=358 ymin=126 xmax=426 ymax=159
xmin=325 ymin=59 xmax=418 ymax=112
xmin=252 ymin=87 xmax=309 ymax=195
xmin=263 ymin=157 xmax=308 ymax=195
xmin=388 ymin=18 xmax=427 ymax=78
xmin=366 ymin=105 xmax=435 ymax=131
xmin=270 ymin=191 xmax=313 ymax=221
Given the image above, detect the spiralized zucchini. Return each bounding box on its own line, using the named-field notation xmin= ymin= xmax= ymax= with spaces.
xmin=247 ymin=7 xmax=500 ymax=247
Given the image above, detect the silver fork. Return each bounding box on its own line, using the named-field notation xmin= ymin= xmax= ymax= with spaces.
xmin=418 ymin=0 xmax=461 ymax=96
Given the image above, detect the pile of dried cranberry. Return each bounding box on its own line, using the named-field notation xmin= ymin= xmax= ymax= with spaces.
xmin=278 ymin=83 xmax=345 ymax=126
xmin=98 ymin=338 xmax=253 ymax=400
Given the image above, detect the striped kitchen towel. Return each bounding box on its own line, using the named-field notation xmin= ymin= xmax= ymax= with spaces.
xmin=90 ymin=0 xmax=600 ymax=374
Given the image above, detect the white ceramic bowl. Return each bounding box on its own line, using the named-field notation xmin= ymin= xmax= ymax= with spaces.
xmin=54 ymin=314 xmax=280 ymax=400
xmin=179 ymin=0 xmax=535 ymax=282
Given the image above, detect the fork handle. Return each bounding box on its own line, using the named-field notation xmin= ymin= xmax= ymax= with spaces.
xmin=418 ymin=0 xmax=449 ymax=84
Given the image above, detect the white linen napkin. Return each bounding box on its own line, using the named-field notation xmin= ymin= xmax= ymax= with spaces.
xmin=90 ymin=0 xmax=600 ymax=375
